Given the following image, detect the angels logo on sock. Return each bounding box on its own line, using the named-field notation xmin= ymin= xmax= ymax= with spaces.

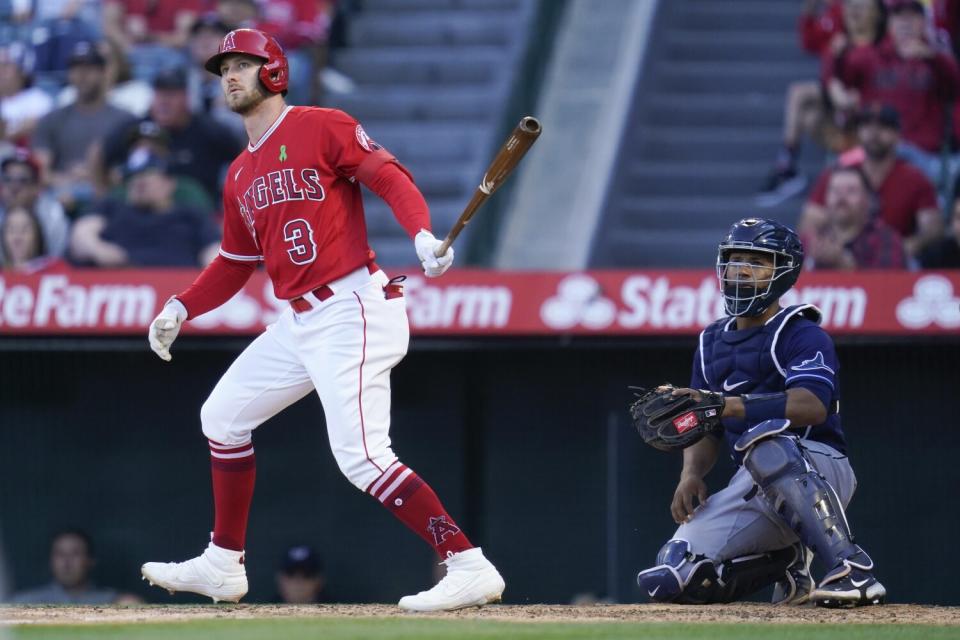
xmin=427 ymin=516 xmax=461 ymax=545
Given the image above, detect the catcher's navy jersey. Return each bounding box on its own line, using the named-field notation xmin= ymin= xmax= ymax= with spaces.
xmin=690 ymin=304 xmax=846 ymax=459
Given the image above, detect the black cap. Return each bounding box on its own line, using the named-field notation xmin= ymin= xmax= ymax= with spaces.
xmin=280 ymin=545 xmax=323 ymax=576
xmin=124 ymin=148 xmax=168 ymax=179
xmin=67 ymin=41 xmax=106 ymax=67
xmin=130 ymin=120 xmax=170 ymax=146
xmin=153 ymin=67 xmax=187 ymax=90
xmin=191 ymin=13 xmax=231 ymax=35
xmin=856 ymin=103 xmax=901 ymax=130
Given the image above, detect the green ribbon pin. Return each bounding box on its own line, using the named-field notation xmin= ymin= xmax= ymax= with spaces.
xmin=279 ymin=145 xmax=288 ymax=162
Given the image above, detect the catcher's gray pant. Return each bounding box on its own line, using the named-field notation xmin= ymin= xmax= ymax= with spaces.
xmin=674 ymin=439 xmax=856 ymax=562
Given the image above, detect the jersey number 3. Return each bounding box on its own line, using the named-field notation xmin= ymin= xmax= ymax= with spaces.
xmin=283 ymin=219 xmax=317 ymax=265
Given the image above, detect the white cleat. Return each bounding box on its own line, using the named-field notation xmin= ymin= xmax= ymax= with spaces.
xmin=141 ymin=542 xmax=248 ymax=603
xmin=398 ymin=547 xmax=505 ymax=612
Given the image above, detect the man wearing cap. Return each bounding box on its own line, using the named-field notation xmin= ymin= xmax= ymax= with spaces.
xmin=105 ymin=68 xmax=242 ymax=204
xmin=800 ymin=103 xmax=942 ymax=258
xmin=836 ymin=0 xmax=960 ymax=185
xmin=32 ymin=41 xmax=137 ymax=213
xmin=69 ymin=149 xmax=220 ymax=267
xmin=275 ymin=545 xmax=327 ymax=604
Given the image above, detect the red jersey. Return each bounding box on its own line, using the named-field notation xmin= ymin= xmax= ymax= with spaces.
xmin=808 ymin=158 xmax=938 ymax=237
xmin=111 ymin=0 xmax=202 ymax=34
xmin=256 ymin=0 xmax=331 ymax=50
xmin=221 ymin=106 xmax=396 ymax=300
xmin=799 ymin=0 xmax=844 ymax=56
xmin=838 ymin=41 xmax=960 ymax=152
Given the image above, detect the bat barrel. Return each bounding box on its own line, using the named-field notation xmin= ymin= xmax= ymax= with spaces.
xmin=435 ymin=115 xmax=542 ymax=257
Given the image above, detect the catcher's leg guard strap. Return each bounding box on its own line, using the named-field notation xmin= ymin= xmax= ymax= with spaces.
xmin=638 ymin=540 xmax=792 ymax=604
xmin=716 ymin=545 xmax=797 ymax=603
xmin=742 ymin=436 xmax=860 ymax=570
xmin=734 ymin=418 xmax=792 ymax=452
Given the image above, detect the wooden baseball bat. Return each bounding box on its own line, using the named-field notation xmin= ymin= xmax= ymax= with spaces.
xmin=435 ymin=116 xmax=542 ymax=257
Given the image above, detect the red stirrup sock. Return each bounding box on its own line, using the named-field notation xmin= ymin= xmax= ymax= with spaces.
xmin=367 ymin=461 xmax=473 ymax=557
xmin=208 ymin=440 xmax=256 ymax=552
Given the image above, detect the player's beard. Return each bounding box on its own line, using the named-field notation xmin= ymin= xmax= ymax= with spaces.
xmin=227 ymin=83 xmax=269 ymax=115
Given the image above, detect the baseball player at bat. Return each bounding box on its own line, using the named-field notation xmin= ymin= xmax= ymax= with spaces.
xmin=631 ymin=218 xmax=885 ymax=608
xmin=140 ymin=28 xmax=504 ymax=611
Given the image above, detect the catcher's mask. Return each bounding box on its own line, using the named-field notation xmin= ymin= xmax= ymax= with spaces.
xmin=716 ymin=218 xmax=804 ymax=317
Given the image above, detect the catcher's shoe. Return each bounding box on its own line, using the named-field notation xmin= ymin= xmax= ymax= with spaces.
xmin=398 ymin=547 xmax=504 ymax=612
xmin=141 ymin=542 xmax=248 ymax=603
xmin=811 ymin=550 xmax=886 ymax=608
xmin=772 ymin=543 xmax=814 ymax=605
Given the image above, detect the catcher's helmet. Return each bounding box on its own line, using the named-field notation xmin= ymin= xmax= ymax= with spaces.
xmin=716 ymin=217 xmax=804 ymax=317
xmin=205 ymin=28 xmax=288 ymax=95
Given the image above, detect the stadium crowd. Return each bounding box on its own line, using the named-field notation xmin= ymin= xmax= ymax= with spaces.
xmin=0 ymin=0 xmax=354 ymax=273
xmin=2 ymin=0 xmax=960 ymax=274
xmin=758 ymin=0 xmax=960 ymax=269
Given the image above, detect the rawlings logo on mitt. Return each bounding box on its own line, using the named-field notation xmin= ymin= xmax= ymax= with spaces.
xmin=629 ymin=385 xmax=725 ymax=452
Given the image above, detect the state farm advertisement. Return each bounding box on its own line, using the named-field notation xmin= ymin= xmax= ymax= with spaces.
xmin=0 ymin=269 xmax=958 ymax=336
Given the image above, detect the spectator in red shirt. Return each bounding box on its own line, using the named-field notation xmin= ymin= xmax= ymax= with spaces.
xmin=103 ymin=0 xmax=204 ymax=51
xmin=806 ymin=166 xmax=908 ymax=269
xmin=757 ymin=0 xmax=887 ymax=207
xmin=836 ymin=0 xmax=960 ymax=186
xmin=801 ymin=103 xmax=942 ymax=256
xmin=800 ymin=0 xmax=847 ymax=55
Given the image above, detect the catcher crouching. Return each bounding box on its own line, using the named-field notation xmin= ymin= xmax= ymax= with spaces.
xmin=630 ymin=218 xmax=885 ymax=608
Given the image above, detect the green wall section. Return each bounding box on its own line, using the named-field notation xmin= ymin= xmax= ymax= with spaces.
xmin=1 ymin=339 xmax=957 ymax=605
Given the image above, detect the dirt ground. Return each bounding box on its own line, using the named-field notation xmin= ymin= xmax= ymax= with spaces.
xmin=1 ymin=603 xmax=958 ymax=627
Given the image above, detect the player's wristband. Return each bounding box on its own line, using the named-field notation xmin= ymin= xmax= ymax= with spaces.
xmin=742 ymin=392 xmax=788 ymax=427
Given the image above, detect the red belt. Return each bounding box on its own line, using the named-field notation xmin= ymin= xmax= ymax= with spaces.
xmin=290 ymin=262 xmax=378 ymax=313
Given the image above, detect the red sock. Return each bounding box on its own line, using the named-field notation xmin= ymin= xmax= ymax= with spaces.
xmin=209 ymin=440 xmax=256 ymax=552
xmin=367 ymin=461 xmax=473 ymax=558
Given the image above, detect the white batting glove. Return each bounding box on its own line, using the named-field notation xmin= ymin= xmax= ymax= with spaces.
xmin=415 ymin=229 xmax=454 ymax=277
xmin=148 ymin=297 xmax=188 ymax=362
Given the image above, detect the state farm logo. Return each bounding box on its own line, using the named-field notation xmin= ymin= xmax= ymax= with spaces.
xmin=895 ymin=275 xmax=960 ymax=329
xmin=0 ymin=275 xmax=155 ymax=328
xmin=404 ymin=276 xmax=511 ymax=328
xmin=539 ymin=275 xmax=867 ymax=331
xmin=540 ymin=274 xmax=617 ymax=329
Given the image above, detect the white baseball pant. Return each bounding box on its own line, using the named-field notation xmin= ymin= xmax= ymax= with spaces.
xmin=200 ymin=266 xmax=409 ymax=491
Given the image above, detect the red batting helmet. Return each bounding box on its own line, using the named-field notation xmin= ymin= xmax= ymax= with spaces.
xmin=205 ymin=28 xmax=288 ymax=94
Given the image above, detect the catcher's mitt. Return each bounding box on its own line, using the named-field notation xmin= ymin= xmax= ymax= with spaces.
xmin=629 ymin=385 xmax=725 ymax=452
